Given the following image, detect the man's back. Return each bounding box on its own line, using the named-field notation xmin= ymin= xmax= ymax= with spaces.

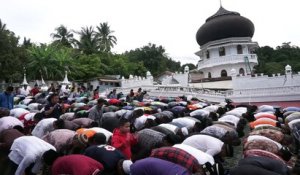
xmin=0 ymin=92 xmax=13 ymax=109
xmin=88 ymin=105 xmax=103 ymax=125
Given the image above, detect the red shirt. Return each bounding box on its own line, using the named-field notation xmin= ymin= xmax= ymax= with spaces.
xmin=52 ymin=155 xmax=103 ymax=175
xmin=30 ymin=88 xmax=39 ymax=96
xmin=111 ymin=128 xmax=137 ymax=159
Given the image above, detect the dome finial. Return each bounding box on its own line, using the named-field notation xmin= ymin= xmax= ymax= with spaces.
xmin=219 ymin=0 xmax=223 ymax=7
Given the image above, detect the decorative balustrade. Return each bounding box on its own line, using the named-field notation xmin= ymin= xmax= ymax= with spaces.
xmin=198 ymin=54 xmax=258 ymax=70
xmin=106 ymin=85 xmax=300 ymax=103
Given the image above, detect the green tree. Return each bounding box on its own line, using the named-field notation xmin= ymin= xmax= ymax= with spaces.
xmin=75 ymin=26 xmax=98 ymax=55
xmin=124 ymin=43 xmax=181 ymax=77
xmin=96 ymin=22 xmax=117 ymax=52
xmin=70 ymin=54 xmax=107 ymax=80
xmin=255 ymin=43 xmax=300 ymax=75
xmin=27 ymin=45 xmax=77 ymax=80
xmin=51 ymin=25 xmax=74 ymax=48
xmin=22 ymin=37 xmax=33 ymax=48
xmin=0 ymin=19 xmax=26 ymax=82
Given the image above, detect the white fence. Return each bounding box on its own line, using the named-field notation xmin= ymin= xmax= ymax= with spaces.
xmin=107 ymin=85 xmax=300 ymax=103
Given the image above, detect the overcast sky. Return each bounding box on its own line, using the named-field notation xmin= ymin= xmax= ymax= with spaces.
xmin=1 ymin=0 xmax=300 ymax=65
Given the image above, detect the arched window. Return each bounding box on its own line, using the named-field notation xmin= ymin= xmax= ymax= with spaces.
xmin=221 ymin=70 xmax=227 ymax=77
xmin=239 ymin=68 xmax=245 ymax=75
xmin=208 ymin=72 xmax=212 ymax=78
xmin=206 ymin=50 xmax=210 ymax=59
xmin=219 ymin=47 xmax=225 ymax=56
xmin=237 ymin=45 xmax=243 ymax=54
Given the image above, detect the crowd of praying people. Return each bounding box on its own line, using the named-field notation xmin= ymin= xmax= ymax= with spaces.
xmin=0 ymin=84 xmax=300 ymax=175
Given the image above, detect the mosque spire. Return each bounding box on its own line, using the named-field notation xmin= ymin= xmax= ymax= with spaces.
xmin=219 ymin=0 xmax=223 ymax=7
xmin=61 ymin=70 xmax=70 ymax=85
xmin=21 ymin=67 xmax=29 ymax=85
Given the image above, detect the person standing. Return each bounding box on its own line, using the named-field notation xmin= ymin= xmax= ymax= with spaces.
xmin=30 ymin=84 xmax=40 ymax=96
xmin=88 ymin=98 xmax=105 ymax=126
xmin=20 ymin=84 xmax=31 ymax=96
xmin=44 ymin=93 xmax=64 ymax=119
xmin=111 ymin=119 xmax=137 ymax=159
xmin=108 ymin=89 xmax=117 ymax=99
xmin=0 ymin=86 xmax=14 ymax=110
xmin=126 ymin=89 xmax=135 ymax=103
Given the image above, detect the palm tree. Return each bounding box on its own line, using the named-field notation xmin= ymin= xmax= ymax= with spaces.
xmin=0 ymin=19 xmax=7 ymax=32
xmin=75 ymin=26 xmax=98 ymax=55
xmin=22 ymin=37 xmax=32 ymax=48
xmin=96 ymin=22 xmax=117 ymax=52
xmin=51 ymin=25 xmax=74 ymax=48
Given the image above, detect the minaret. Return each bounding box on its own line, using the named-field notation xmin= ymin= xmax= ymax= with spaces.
xmin=21 ymin=67 xmax=29 ymax=85
xmin=61 ymin=71 xmax=70 ymax=85
xmin=41 ymin=75 xmax=46 ymax=86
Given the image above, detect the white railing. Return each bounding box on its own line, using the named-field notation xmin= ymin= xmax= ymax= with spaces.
xmin=105 ymin=85 xmax=300 ymax=103
xmin=198 ymin=54 xmax=258 ymax=70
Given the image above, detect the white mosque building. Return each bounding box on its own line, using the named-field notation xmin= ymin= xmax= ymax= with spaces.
xmin=195 ymin=6 xmax=258 ymax=78
xmin=191 ymin=6 xmax=259 ymax=90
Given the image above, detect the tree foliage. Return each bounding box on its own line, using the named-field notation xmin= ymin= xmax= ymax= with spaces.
xmin=0 ymin=19 xmax=27 ymax=82
xmin=255 ymin=42 xmax=300 ymax=75
xmin=0 ymin=19 xmax=186 ymax=83
xmin=96 ymin=22 xmax=117 ymax=52
xmin=51 ymin=25 xmax=75 ymax=48
xmin=124 ymin=43 xmax=181 ymax=77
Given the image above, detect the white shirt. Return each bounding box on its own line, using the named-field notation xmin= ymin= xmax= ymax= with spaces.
xmin=182 ymin=135 xmax=224 ymax=156
xmin=27 ymin=103 xmax=40 ymax=111
xmin=134 ymin=115 xmax=156 ymax=130
xmin=204 ymin=105 xmax=219 ymax=113
xmin=258 ymin=105 xmax=275 ymax=112
xmin=218 ymin=115 xmax=240 ymax=127
xmin=233 ymin=107 xmax=248 ymax=113
xmin=20 ymin=98 xmax=33 ymax=105
xmin=225 ymin=111 xmax=242 ymax=117
xmin=190 ymin=109 xmax=210 ymax=117
xmin=115 ymin=109 xmax=133 ymax=119
xmin=59 ymin=112 xmax=75 ymax=120
xmin=173 ymin=144 xmax=215 ymax=165
xmin=0 ymin=116 xmax=24 ymax=133
xmin=288 ymin=119 xmax=300 ymax=129
xmin=172 ymin=118 xmax=196 ymax=130
xmin=73 ymin=102 xmax=86 ymax=108
xmin=9 ymin=136 xmax=56 ymax=175
xmin=20 ymin=87 xmax=31 ymax=96
xmin=10 ymin=108 xmax=29 ymax=118
xmin=159 ymin=123 xmax=178 ymax=134
xmin=31 ymin=118 xmax=57 ymax=138
xmin=247 ymin=135 xmax=282 ymax=149
xmin=83 ymin=127 xmax=112 ymax=142
xmin=24 ymin=113 xmax=36 ymax=121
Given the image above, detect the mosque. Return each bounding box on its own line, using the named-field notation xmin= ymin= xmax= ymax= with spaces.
xmin=192 ymin=5 xmax=258 ymax=90
xmin=155 ymin=5 xmax=300 ymax=104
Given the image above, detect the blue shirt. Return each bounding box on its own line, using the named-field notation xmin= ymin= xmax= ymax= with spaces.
xmin=0 ymin=92 xmax=14 ymax=109
xmin=130 ymin=157 xmax=191 ymax=175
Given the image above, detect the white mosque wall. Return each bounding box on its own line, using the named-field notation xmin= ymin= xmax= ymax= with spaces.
xmin=161 ymin=72 xmax=189 ymax=87
xmin=200 ymin=62 xmax=256 ymax=79
xmin=190 ymin=80 xmax=233 ymax=90
xmin=198 ymin=54 xmax=258 ymax=74
xmin=231 ymin=72 xmax=300 ymax=90
xmin=120 ymin=75 xmax=153 ymax=89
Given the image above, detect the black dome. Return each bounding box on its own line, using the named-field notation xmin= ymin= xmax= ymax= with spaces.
xmin=196 ymin=7 xmax=255 ymax=46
